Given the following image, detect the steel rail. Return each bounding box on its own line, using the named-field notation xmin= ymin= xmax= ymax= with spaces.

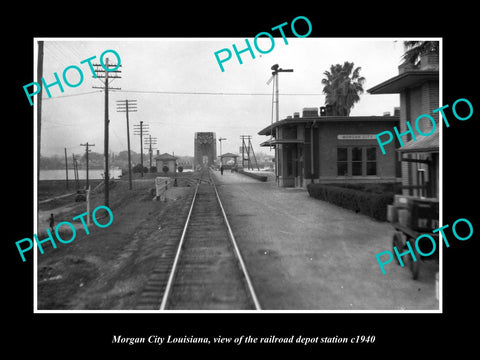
xmin=159 ymin=181 xmax=199 ymax=310
xmin=159 ymin=169 xmax=261 ymax=310
xmin=209 ymin=170 xmax=262 ymax=310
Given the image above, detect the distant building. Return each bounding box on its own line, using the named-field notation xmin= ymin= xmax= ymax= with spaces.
xmin=154 ymin=152 xmax=177 ymax=173
xmin=368 ymin=52 xmax=439 ymax=198
xmin=194 ymin=132 xmax=216 ymax=168
xmin=258 ymin=108 xmax=400 ymax=188
xmin=219 ymin=152 xmax=239 ymax=166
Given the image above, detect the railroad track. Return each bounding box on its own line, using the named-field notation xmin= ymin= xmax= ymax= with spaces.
xmin=137 ymin=168 xmax=261 ymax=310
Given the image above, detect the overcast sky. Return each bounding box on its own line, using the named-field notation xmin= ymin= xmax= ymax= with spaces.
xmin=37 ymin=38 xmax=407 ymax=158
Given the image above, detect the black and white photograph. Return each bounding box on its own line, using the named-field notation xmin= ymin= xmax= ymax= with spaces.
xmin=32 ymin=37 xmax=441 ymax=312
xmin=6 ymin=5 xmax=478 ymax=356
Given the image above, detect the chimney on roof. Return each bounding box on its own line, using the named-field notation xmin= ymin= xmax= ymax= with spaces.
xmin=302 ymin=107 xmax=319 ymax=117
xmin=398 ymin=61 xmax=416 ymax=74
xmin=419 ymin=52 xmax=439 ymax=71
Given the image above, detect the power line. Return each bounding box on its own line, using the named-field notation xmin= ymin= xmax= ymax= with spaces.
xmin=45 ymin=42 xmax=73 ymax=68
xmin=41 ymin=89 xmax=328 ymax=101
xmin=114 ymin=89 xmax=323 ymax=96
xmin=42 ymin=90 xmax=103 ymax=100
xmin=41 ymin=88 xmax=373 ymax=100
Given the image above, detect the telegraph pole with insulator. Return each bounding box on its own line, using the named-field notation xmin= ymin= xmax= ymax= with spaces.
xmin=92 ymin=57 xmax=121 ymax=207
xmin=133 ymin=121 xmax=149 ymax=177
xmin=116 ymin=99 xmax=137 ymax=190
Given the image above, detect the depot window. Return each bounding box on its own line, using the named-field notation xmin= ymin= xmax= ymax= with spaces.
xmin=352 ymin=147 xmax=363 ymax=176
xmin=337 ymin=148 xmax=348 ymax=176
xmin=336 ymin=146 xmax=377 ymax=176
xmin=366 ymin=147 xmax=377 ymax=175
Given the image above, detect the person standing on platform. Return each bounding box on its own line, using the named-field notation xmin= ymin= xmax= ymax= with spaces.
xmin=220 ymin=165 xmax=224 ymax=175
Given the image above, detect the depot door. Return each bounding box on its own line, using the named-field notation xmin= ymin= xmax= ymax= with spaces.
xmin=295 ymin=144 xmax=304 ymax=187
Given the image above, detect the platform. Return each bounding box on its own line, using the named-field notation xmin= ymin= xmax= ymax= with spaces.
xmin=211 ymin=169 xmax=439 ymax=311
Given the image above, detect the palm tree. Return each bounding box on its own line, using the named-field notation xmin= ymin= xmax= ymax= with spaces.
xmin=402 ymin=41 xmax=439 ymax=65
xmin=321 ymin=61 xmax=365 ymax=116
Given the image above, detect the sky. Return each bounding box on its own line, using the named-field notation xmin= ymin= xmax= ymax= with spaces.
xmin=37 ymin=38 xmax=407 ymax=158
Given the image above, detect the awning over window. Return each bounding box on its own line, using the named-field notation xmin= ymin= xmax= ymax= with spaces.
xmin=397 ymin=131 xmax=439 ymax=154
xmin=260 ymin=138 xmax=305 ymax=147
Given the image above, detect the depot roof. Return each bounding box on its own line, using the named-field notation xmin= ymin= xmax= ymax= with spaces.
xmin=258 ymin=115 xmax=399 ymax=136
xmin=154 ymin=153 xmax=177 ymax=160
xmin=367 ymin=70 xmax=439 ymax=94
xmin=219 ymin=152 xmax=239 ymax=158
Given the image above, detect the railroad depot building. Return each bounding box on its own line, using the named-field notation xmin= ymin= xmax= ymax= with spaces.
xmin=258 ymin=108 xmax=400 ymax=187
xmin=367 ymin=52 xmax=439 ymax=198
xmin=155 ymin=152 xmax=177 ymax=173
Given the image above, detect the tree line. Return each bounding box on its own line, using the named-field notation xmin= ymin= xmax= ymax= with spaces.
xmin=40 ymin=151 xmax=194 ymax=171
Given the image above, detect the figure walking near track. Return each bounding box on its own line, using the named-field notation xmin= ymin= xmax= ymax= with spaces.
xmin=48 ymin=213 xmax=55 ymax=232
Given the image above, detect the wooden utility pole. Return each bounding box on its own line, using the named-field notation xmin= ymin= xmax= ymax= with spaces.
xmin=116 ymin=99 xmax=137 ymax=190
xmin=37 ymin=41 xmax=44 ymax=181
xmin=240 ymin=135 xmax=259 ymax=170
xmin=240 ymin=135 xmax=251 ymax=169
xmin=310 ymin=119 xmax=316 ymax=183
xmin=144 ymin=134 xmax=157 ymax=170
xmin=104 ymin=58 xmax=110 ymax=206
xmin=64 ymin=148 xmax=69 ymax=189
xmin=72 ymin=153 xmax=80 ymax=189
xmin=249 ymin=137 xmax=259 ymax=171
xmin=133 ymin=121 xmax=149 ymax=177
xmin=80 ymin=143 xmax=95 ymax=189
xmin=92 ymin=58 xmax=121 ymax=207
